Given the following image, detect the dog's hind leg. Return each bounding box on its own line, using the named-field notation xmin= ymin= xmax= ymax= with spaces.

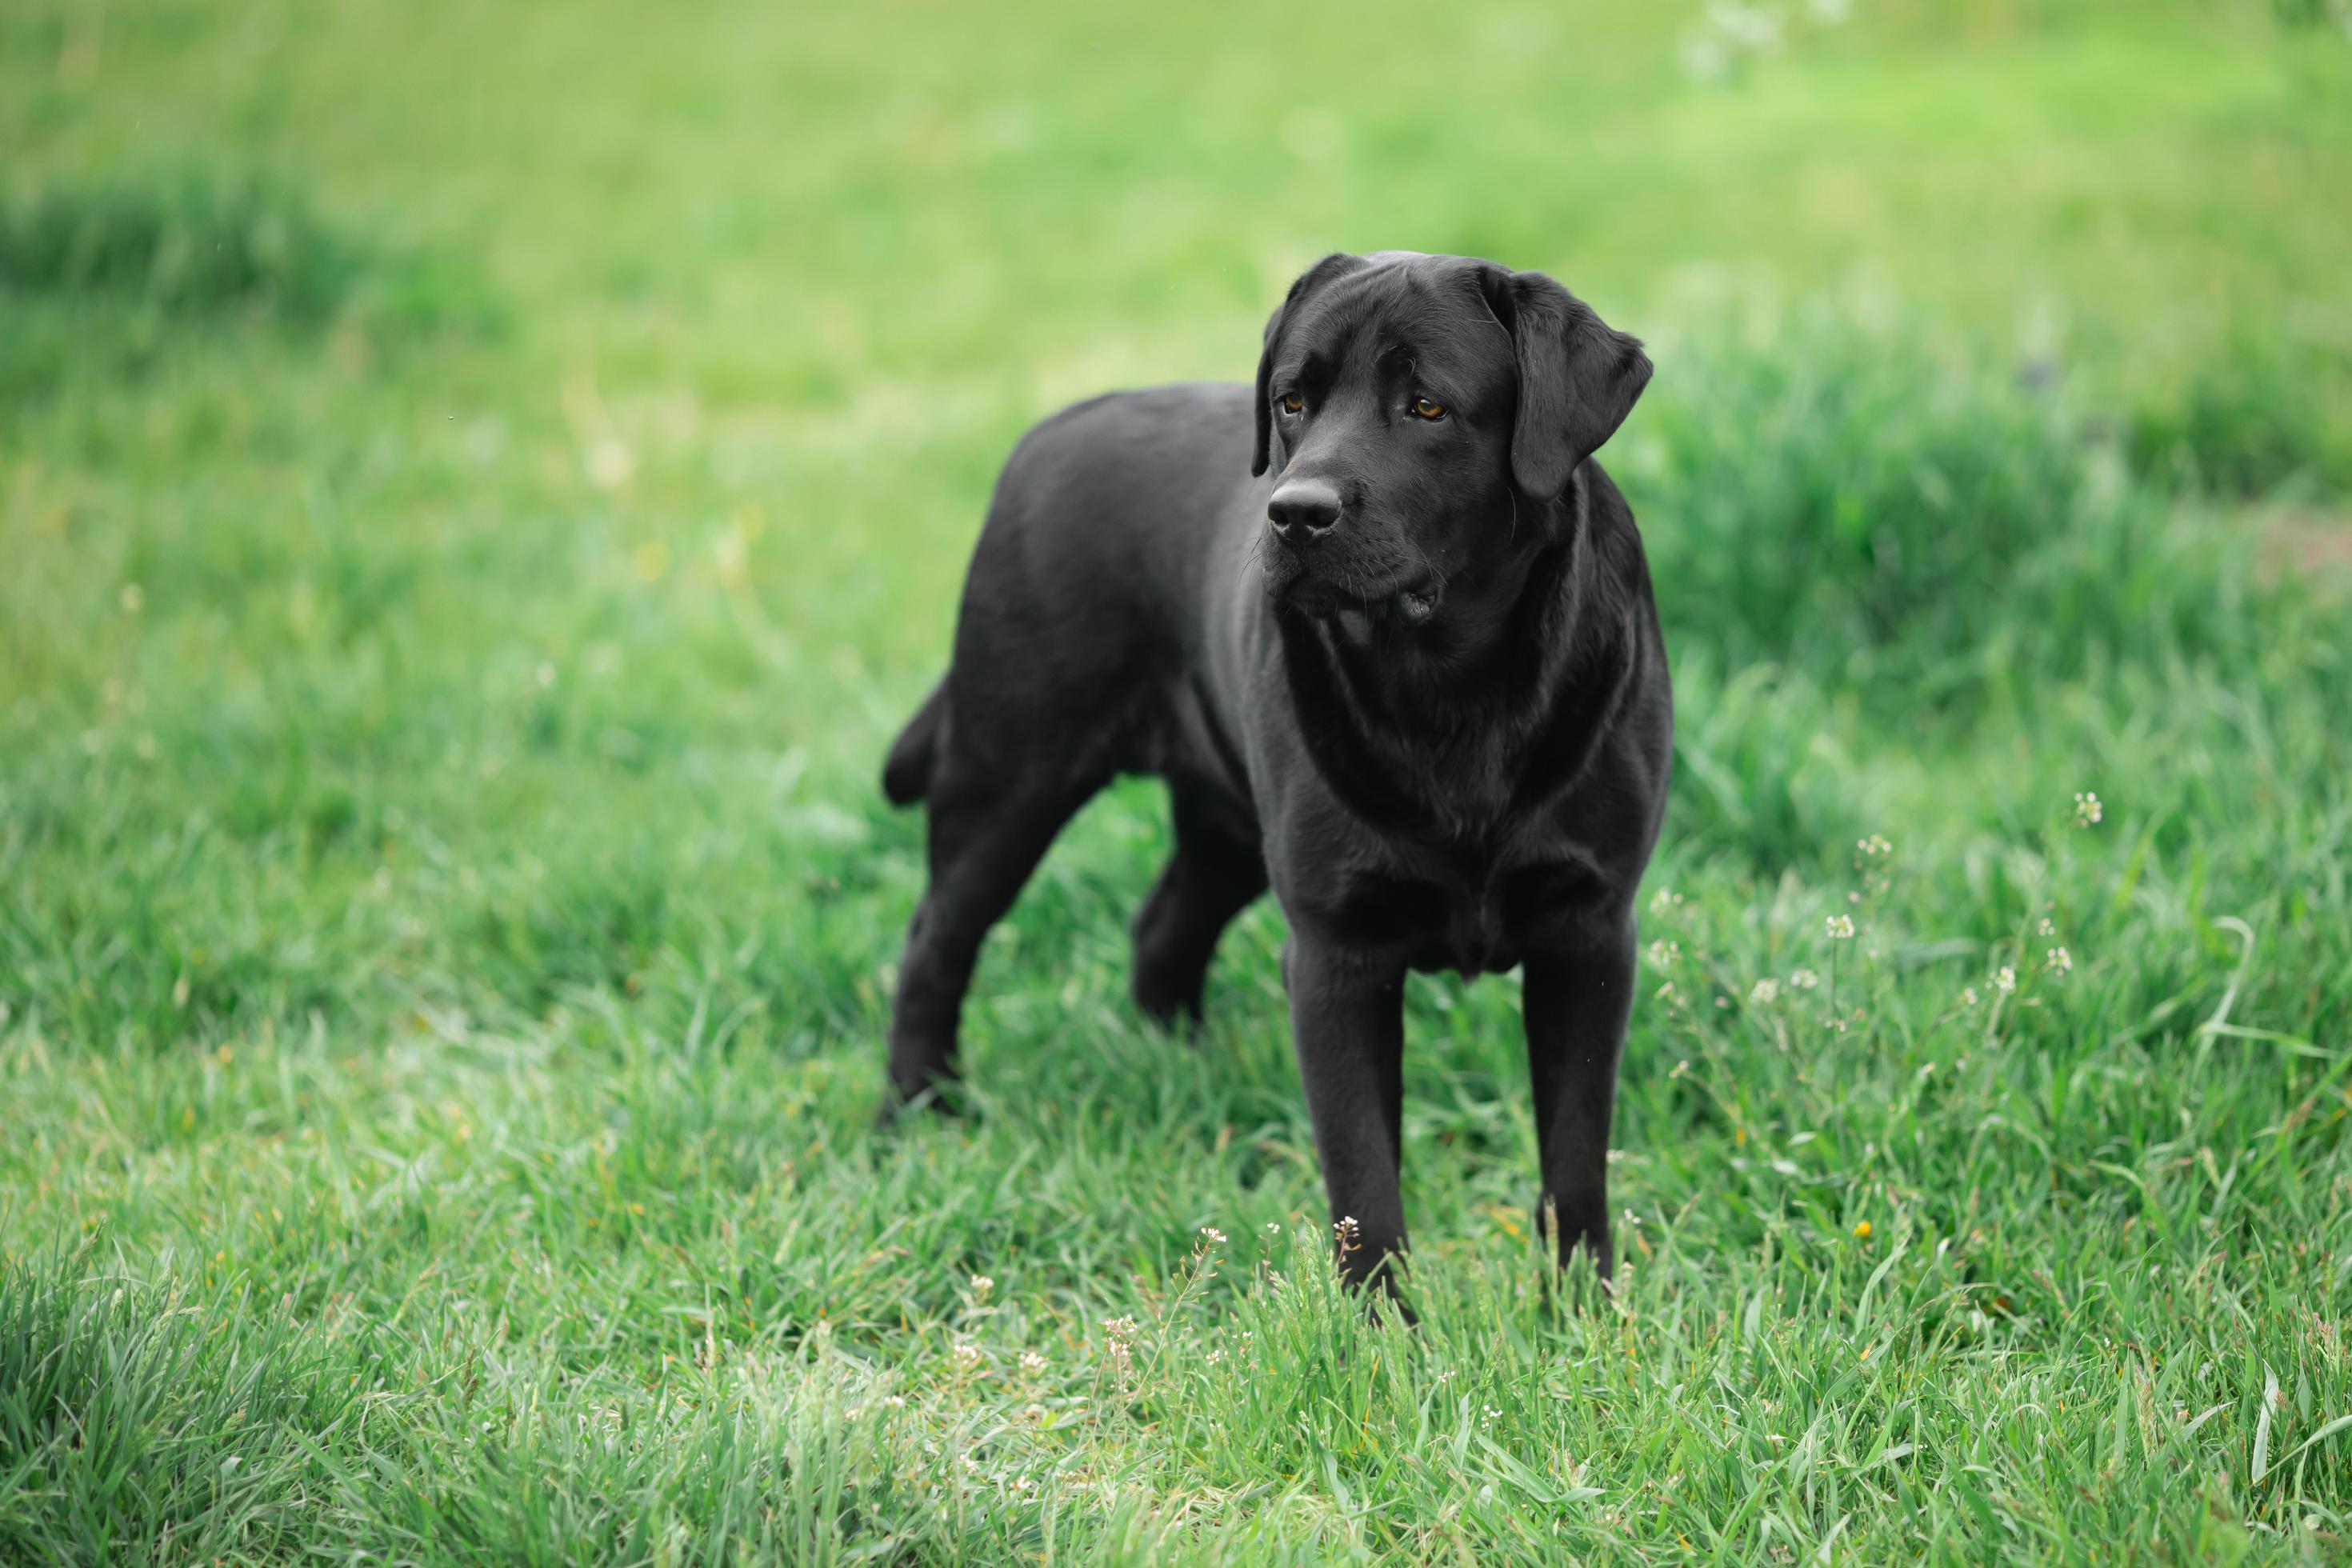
xmin=1130 ymin=785 xmax=1267 ymax=1028
xmin=884 ymin=770 xmax=1100 ymax=1113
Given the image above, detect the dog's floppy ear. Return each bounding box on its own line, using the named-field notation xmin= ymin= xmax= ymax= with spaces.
xmin=1480 ymin=267 xmax=1651 ymax=502
xmin=1253 ymin=253 xmax=1365 ymax=477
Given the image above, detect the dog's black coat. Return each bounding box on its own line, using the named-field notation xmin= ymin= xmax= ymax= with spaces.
xmin=882 ymin=251 xmax=1671 ymax=1289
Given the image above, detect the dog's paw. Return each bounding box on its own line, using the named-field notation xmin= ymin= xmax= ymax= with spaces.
xmin=1130 ymin=978 xmax=1207 ymax=1036
xmin=872 ymin=1080 xmax=970 ymax=1131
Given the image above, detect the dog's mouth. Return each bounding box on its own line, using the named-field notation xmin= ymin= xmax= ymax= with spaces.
xmin=1389 ymin=584 xmax=1442 ymax=626
xmin=1271 ymin=562 xmax=1444 ymax=627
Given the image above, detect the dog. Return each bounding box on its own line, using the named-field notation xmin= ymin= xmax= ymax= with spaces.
xmin=880 ymin=250 xmax=1671 ymax=1294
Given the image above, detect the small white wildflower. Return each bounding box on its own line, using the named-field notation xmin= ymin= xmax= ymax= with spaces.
xmin=1826 ymin=914 xmax=1855 ymax=940
xmin=953 ymin=1342 xmax=981 ymax=1366
xmin=2038 ymin=916 xmax=2056 ymax=938
xmin=2046 ymin=946 xmax=2072 ymax=977
xmin=1992 ymin=966 xmax=2017 ymax=995
xmin=1649 ymin=886 xmax=1682 ymax=917
xmin=1482 ymin=1405 xmax=1502 ymax=1430
xmin=1199 ymin=1226 xmax=1227 ymax=1246
xmin=883 ymin=1394 xmax=907 ymax=1408
xmin=1646 ymin=938 xmax=1681 ymax=969
xmin=969 ymin=1274 xmax=994 ymax=1297
xmin=1655 ymin=979 xmax=1679 ymax=1003
xmin=1749 ymin=978 xmax=1781 ymax=1006
xmin=1959 ymin=986 xmax=1980 ymax=1009
xmin=1788 ymin=968 xmax=1819 ymax=990
xmin=1018 ymin=1350 xmax=1047 ymax=1372
xmin=1856 ymin=834 xmax=1891 ymax=858
xmin=2074 ymin=791 xmax=2102 ymax=826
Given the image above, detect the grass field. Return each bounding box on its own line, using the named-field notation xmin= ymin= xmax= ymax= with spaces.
xmin=5 ymin=0 xmax=2352 ymax=1561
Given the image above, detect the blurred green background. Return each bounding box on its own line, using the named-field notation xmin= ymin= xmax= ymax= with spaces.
xmin=4 ymin=2 xmax=2352 ymax=1562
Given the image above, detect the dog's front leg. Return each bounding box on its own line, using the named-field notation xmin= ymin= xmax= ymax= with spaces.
xmin=1284 ymin=937 xmax=1410 ymax=1294
xmin=1522 ymin=913 xmax=1637 ymax=1282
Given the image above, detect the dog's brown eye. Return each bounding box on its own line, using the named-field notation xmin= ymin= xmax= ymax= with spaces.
xmin=1410 ymin=397 xmax=1446 ymax=419
xmin=1280 ymin=394 xmax=1304 ymax=415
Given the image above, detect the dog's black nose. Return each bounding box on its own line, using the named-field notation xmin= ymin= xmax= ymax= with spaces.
xmin=1267 ymin=479 xmax=1341 ymax=544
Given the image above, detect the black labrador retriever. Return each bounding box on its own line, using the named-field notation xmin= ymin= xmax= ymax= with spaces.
xmin=880 ymin=250 xmax=1671 ymax=1292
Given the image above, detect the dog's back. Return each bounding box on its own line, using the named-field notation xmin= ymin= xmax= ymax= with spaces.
xmin=897 ymin=384 xmax=1258 ymax=790
xmin=971 ymin=382 xmax=1257 ymax=642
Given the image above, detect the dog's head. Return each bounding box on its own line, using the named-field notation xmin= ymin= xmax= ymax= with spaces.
xmin=1252 ymin=251 xmax=1650 ymax=626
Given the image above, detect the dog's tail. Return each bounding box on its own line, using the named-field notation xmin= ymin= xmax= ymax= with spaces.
xmin=881 ymin=680 xmax=948 ymax=807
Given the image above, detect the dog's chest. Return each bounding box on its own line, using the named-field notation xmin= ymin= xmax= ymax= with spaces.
xmin=1314 ymin=846 xmax=1599 ymax=977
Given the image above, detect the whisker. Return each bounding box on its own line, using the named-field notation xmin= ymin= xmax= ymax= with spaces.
xmin=1238 ymin=529 xmax=1273 ymax=589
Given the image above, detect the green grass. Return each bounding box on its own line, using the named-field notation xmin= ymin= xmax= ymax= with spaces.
xmin=5 ymin=0 xmax=2352 ymax=1561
